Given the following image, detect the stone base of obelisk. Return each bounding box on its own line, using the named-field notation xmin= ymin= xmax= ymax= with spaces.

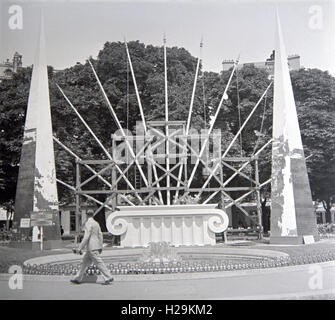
xmin=270 ymin=234 xmax=319 ymax=245
xmin=8 ymin=241 xmax=34 ymax=250
xmin=31 ymin=239 xmax=63 ymax=251
xmin=270 ymin=236 xmax=304 ymax=245
xmin=9 ymin=240 xmax=63 ymax=251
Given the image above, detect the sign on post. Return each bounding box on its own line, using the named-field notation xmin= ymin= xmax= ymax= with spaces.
xmin=30 ymin=210 xmax=57 ymax=226
xmin=30 ymin=210 xmax=58 ymax=250
xmin=20 ymin=218 xmax=30 ymax=228
xmin=303 ymin=235 xmax=315 ymax=244
xmin=30 ymin=220 xmax=53 ymax=227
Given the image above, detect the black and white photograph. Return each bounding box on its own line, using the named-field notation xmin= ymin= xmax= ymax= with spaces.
xmin=0 ymin=0 xmax=334 ymax=304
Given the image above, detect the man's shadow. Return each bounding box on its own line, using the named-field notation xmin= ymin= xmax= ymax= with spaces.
xmin=78 ymin=274 xmax=113 ymax=285
xmin=78 ymin=274 xmax=99 ymax=284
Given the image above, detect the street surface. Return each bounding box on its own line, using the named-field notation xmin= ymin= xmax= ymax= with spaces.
xmin=1 ymin=261 xmax=335 ymax=300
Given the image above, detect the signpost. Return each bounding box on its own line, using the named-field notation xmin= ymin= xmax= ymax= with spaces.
xmin=303 ymin=235 xmax=315 ymax=245
xmin=30 ymin=210 xmax=57 ymax=250
xmin=20 ymin=218 xmax=31 ymax=228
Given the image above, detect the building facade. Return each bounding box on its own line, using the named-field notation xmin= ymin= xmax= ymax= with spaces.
xmin=0 ymin=52 xmax=22 ymax=81
xmin=222 ymin=51 xmax=300 ymax=74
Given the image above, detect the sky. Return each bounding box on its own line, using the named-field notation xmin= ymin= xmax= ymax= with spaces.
xmin=0 ymin=0 xmax=334 ymax=75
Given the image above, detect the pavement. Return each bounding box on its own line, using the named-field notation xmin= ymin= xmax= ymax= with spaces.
xmin=1 ymin=239 xmax=335 ymax=300
xmin=1 ymin=261 xmax=335 ymax=300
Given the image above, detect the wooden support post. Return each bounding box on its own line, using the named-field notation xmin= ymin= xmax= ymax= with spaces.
xmin=164 ymin=36 xmax=170 ymax=205
xmin=166 ymin=124 xmax=170 ymax=205
xmin=40 ymin=226 xmax=44 ymax=251
xmin=219 ymin=162 xmax=227 ymax=243
xmin=75 ymin=159 xmax=81 ymax=244
xmin=111 ymin=165 xmax=117 ymax=210
xmin=182 ymin=128 xmax=188 ymax=198
xmin=147 ymin=148 xmax=153 ymax=205
xmin=111 ymin=138 xmax=117 ymax=210
xmin=255 ymin=158 xmax=263 ymax=239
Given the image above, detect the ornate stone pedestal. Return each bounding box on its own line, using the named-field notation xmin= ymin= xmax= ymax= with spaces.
xmin=106 ymin=204 xmax=229 ymax=247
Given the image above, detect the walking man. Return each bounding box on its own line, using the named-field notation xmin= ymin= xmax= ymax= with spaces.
xmin=71 ymin=210 xmax=113 ymax=285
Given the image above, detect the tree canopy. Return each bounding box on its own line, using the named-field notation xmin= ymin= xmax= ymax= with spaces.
xmin=291 ymin=68 xmax=335 ymax=221
xmin=0 ymin=41 xmax=334 ymax=220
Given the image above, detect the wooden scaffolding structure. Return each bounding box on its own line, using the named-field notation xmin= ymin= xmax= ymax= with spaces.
xmin=54 ymin=38 xmax=272 ymax=242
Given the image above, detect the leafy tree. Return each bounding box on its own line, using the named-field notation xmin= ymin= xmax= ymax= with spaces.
xmin=0 ymin=67 xmax=31 ymax=205
xmin=1 ymin=40 xmax=335 ymax=230
xmin=291 ymin=68 xmax=335 ymax=222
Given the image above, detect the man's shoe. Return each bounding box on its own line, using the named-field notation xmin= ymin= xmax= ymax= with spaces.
xmin=102 ymin=277 xmax=114 ymax=285
xmin=70 ymin=279 xmax=81 ymax=284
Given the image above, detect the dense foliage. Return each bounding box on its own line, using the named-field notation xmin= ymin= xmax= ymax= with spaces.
xmin=0 ymin=41 xmax=334 ymax=222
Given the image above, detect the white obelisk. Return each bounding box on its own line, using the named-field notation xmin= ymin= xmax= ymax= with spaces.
xmin=14 ymin=12 xmax=60 ymax=244
xmin=270 ymin=10 xmax=318 ymax=244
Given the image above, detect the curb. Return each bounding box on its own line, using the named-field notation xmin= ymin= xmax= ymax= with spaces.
xmin=1 ymin=261 xmax=335 ymax=282
xmin=23 ymin=246 xmax=289 ymax=267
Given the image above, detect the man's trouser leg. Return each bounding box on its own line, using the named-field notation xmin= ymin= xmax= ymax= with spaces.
xmin=74 ymin=252 xmax=92 ymax=282
xmin=91 ymin=250 xmax=112 ymax=281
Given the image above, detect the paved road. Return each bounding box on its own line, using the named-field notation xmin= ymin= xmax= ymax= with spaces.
xmin=1 ymin=261 xmax=335 ymax=300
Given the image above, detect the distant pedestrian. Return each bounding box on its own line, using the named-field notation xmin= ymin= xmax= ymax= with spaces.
xmin=60 ymin=225 xmax=64 ymax=236
xmin=11 ymin=221 xmax=18 ymax=233
xmin=70 ymin=210 xmax=113 ymax=285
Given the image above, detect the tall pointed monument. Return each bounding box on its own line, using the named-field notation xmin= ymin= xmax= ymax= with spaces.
xmin=270 ymin=11 xmax=318 ymax=244
xmin=14 ymin=13 xmax=61 ymax=245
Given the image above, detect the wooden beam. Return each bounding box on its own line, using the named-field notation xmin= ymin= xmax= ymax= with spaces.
xmin=78 ymin=159 xmax=115 ymax=165
xmin=75 ymin=159 xmax=81 ymax=243
xmin=54 ymin=136 xmax=135 ymax=206
xmin=88 ymin=58 xmax=149 ymax=188
xmin=79 ymin=163 xmax=114 ymax=189
xmin=225 ymin=178 xmax=271 ymax=209
xmin=221 ymin=160 xmax=257 ymax=185
xmin=57 ymin=179 xmax=114 ymax=212
xmin=221 ymin=157 xmax=253 ymax=162
xmin=186 ymin=59 xmax=239 ymax=189
xmin=195 ymin=139 xmax=273 ymax=202
xmin=147 ymin=120 xmax=186 ymax=126
xmin=57 ymin=84 xmax=141 ymax=199
xmin=78 ymin=186 xmax=256 ymax=194
xmin=151 ymin=162 xmax=185 ymax=187
xmin=255 ymin=158 xmax=263 ymax=238
xmin=198 ymin=83 xmax=273 ymax=193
